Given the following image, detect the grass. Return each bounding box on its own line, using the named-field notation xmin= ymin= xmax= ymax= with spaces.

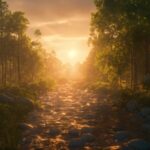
xmin=0 ymin=103 xmax=31 ymax=150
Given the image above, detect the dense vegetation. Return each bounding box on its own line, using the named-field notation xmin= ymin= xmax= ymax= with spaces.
xmin=0 ymin=0 xmax=61 ymax=87
xmin=83 ymin=0 xmax=150 ymax=90
xmin=0 ymin=0 xmax=61 ymax=149
xmin=0 ymin=0 xmax=150 ymax=149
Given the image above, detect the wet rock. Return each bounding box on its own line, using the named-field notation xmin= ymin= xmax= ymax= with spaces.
xmin=0 ymin=94 xmax=14 ymax=104
xmin=48 ymin=128 xmax=60 ymax=137
xmin=140 ymin=107 xmax=150 ymax=117
xmin=114 ymin=131 xmax=129 ymax=142
xmin=68 ymin=128 xmax=80 ymax=138
xmin=83 ymin=114 xmax=95 ymax=119
xmin=113 ymin=126 xmax=125 ymax=132
xmin=87 ymin=120 xmax=97 ymax=126
xmin=17 ymin=97 xmax=34 ymax=108
xmin=81 ymin=127 xmax=94 ymax=134
xmin=69 ymin=139 xmax=85 ymax=149
xmin=104 ymin=145 xmax=122 ymax=150
xmin=142 ymin=124 xmax=150 ymax=133
xmin=145 ymin=116 xmax=150 ymax=122
xmin=126 ymin=100 xmax=138 ymax=112
xmin=127 ymin=139 xmax=150 ymax=150
xmin=19 ymin=123 xmax=34 ymax=130
xmin=80 ymin=133 xmax=95 ymax=143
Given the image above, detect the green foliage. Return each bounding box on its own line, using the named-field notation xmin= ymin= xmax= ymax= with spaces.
xmin=0 ymin=0 xmax=61 ymax=87
xmin=0 ymin=1 xmax=59 ymax=149
xmin=23 ymin=79 xmax=55 ymax=96
xmin=0 ymin=100 xmax=33 ymax=150
xmin=87 ymin=0 xmax=150 ymax=88
xmin=0 ymin=86 xmax=36 ymax=102
xmin=114 ymin=89 xmax=150 ymax=107
xmin=85 ymin=80 xmax=111 ymax=97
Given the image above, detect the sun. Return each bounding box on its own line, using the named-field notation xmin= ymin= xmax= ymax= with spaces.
xmin=68 ymin=49 xmax=77 ymax=59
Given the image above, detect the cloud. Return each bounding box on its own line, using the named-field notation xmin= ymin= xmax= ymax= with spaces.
xmin=28 ymin=18 xmax=90 ymax=37
xmin=7 ymin=0 xmax=94 ymax=22
xmin=6 ymin=0 xmax=95 ymax=63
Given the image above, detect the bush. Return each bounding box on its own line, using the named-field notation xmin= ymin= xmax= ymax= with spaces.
xmin=0 ymin=79 xmax=55 ymax=149
xmin=0 ymin=101 xmax=33 ymax=150
xmin=114 ymin=89 xmax=150 ymax=108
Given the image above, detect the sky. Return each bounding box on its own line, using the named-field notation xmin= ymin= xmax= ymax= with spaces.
xmin=6 ymin=0 xmax=95 ymax=64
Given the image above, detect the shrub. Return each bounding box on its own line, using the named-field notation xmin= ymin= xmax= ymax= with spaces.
xmin=114 ymin=88 xmax=150 ymax=108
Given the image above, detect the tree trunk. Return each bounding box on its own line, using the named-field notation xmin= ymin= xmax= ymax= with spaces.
xmin=145 ymin=45 xmax=150 ymax=75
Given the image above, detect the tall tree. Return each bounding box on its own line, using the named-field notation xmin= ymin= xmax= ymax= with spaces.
xmin=89 ymin=0 xmax=150 ymax=89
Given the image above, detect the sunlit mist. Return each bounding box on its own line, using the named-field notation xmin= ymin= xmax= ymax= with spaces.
xmin=7 ymin=0 xmax=95 ymax=65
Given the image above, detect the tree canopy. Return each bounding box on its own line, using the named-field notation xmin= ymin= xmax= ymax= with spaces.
xmin=85 ymin=0 xmax=150 ymax=89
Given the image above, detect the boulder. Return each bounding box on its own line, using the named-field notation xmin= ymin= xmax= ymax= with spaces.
xmin=17 ymin=97 xmax=34 ymax=108
xmin=68 ymin=128 xmax=80 ymax=138
xmin=48 ymin=128 xmax=60 ymax=137
xmin=80 ymin=133 xmax=95 ymax=143
xmin=69 ymin=139 xmax=85 ymax=149
xmin=0 ymin=94 xmax=14 ymax=104
xmin=142 ymin=124 xmax=150 ymax=133
xmin=126 ymin=100 xmax=138 ymax=112
xmin=114 ymin=131 xmax=129 ymax=142
xmin=140 ymin=107 xmax=150 ymax=117
xmin=104 ymin=145 xmax=122 ymax=150
xmin=81 ymin=127 xmax=94 ymax=134
xmin=127 ymin=139 xmax=150 ymax=150
xmin=19 ymin=123 xmax=34 ymax=130
xmin=83 ymin=114 xmax=95 ymax=119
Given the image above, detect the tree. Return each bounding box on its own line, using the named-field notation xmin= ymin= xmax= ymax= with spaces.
xmin=89 ymin=0 xmax=150 ymax=89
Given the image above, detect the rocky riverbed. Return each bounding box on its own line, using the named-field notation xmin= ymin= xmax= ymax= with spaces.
xmin=20 ymin=84 xmax=150 ymax=150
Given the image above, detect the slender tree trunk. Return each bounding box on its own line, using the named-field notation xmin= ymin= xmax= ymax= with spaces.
xmin=17 ymin=36 xmax=21 ymax=85
xmin=2 ymin=57 xmax=4 ymax=86
xmin=145 ymin=45 xmax=150 ymax=75
xmin=130 ymin=47 xmax=134 ymax=89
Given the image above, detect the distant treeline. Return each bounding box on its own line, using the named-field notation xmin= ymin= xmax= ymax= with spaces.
xmin=83 ymin=0 xmax=150 ymax=90
xmin=0 ymin=0 xmax=61 ymax=87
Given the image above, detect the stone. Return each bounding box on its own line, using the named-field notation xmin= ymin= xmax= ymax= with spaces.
xmin=17 ymin=97 xmax=34 ymax=108
xmin=126 ymin=100 xmax=138 ymax=112
xmin=83 ymin=114 xmax=95 ymax=119
xmin=81 ymin=127 xmax=94 ymax=134
xmin=69 ymin=139 xmax=85 ymax=149
xmin=140 ymin=107 xmax=150 ymax=117
xmin=113 ymin=126 xmax=125 ymax=132
xmin=114 ymin=131 xmax=129 ymax=142
xmin=0 ymin=94 xmax=14 ymax=104
xmin=48 ymin=128 xmax=60 ymax=137
xmin=19 ymin=123 xmax=34 ymax=130
xmin=145 ymin=116 xmax=150 ymax=122
xmin=104 ymin=145 xmax=122 ymax=150
xmin=127 ymin=139 xmax=150 ymax=150
xmin=80 ymin=133 xmax=95 ymax=143
xmin=142 ymin=124 xmax=150 ymax=133
xmin=68 ymin=128 xmax=80 ymax=138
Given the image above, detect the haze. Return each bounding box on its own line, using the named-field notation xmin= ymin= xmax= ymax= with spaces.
xmin=6 ymin=0 xmax=95 ymax=64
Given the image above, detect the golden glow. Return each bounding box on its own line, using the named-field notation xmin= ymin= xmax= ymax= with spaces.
xmin=42 ymin=36 xmax=90 ymax=65
xmin=68 ymin=49 xmax=77 ymax=59
xmin=7 ymin=0 xmax=95 ymax=66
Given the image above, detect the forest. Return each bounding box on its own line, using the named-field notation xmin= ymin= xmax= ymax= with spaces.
xmin=83 ymin=0 xmax=150 ymax=90
xmin=0 ymin=0 xmax=150 ymax=150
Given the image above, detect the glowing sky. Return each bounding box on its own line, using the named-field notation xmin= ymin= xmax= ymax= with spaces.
xmin=6 ymin=0 xmax=95 ymax=64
